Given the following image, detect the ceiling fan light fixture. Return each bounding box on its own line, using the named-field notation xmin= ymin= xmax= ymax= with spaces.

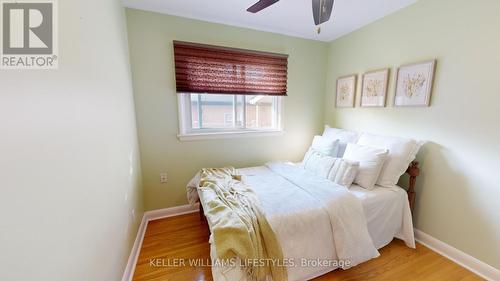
xmin=312 ymin=0 xmax=334 ymax=25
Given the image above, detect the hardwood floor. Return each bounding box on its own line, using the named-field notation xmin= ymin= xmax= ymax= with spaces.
xmin=132 ymin=213 xmax=482 ymax=281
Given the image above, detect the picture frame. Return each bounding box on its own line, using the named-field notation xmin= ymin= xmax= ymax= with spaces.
xmin=394 ymin=59 xmax=436 ymax=107
xmin=335 ymin=74 xmax=357 ymax=108
xmin=360 ymin=68 xmax=389 ymax=107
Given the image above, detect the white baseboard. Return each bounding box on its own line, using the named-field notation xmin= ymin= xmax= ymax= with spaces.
xmin=144 ymin=203 xmax=199 ymax=221
xmin=121 ymin=204 xmax=199 ymax=281
xmin=121 ymin=214 xmax=148 ymax=281
xmin=414 ymin=229 xmax=500 ymax=281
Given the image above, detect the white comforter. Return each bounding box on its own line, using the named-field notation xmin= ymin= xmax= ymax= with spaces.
xmin=189 ymin=162 xmax=385 ymax=281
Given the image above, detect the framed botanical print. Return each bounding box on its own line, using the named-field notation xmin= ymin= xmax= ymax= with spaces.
xmin=394 ymin=60 xmax=436 ymax=107
xmin=360 ymin=68 xmax=389 ymax=107
xmin=336 ymin=74 xmax=357 ymax=108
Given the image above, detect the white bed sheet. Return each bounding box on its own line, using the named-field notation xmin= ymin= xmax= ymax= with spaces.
xmin=349 ymin=184 xmax=415 ymax=249
xmin=207 ymin=165 xmax=415 ymax=281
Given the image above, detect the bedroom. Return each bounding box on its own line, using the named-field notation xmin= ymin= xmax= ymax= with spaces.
xmin=0 ymin=0 xmax=499 ymax=280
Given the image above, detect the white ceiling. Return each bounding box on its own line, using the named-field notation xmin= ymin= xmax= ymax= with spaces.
xmin=122 ymin=0 xmax=417 ymax=42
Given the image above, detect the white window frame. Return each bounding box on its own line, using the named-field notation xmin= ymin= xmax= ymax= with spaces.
xmin=177 ymin=93 xmax=284 ymax=141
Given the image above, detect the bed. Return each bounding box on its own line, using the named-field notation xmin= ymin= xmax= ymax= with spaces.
xmin=190 ymin=161 xmax=419 ymax=281
xmin=188 ymin=128 xmax=423 ymax=281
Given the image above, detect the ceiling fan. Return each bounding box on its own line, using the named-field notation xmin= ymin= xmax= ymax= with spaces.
xmin=247 ymin=0 xmax=335 ymax=34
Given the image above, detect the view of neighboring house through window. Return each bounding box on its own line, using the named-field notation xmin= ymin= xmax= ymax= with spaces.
xmin=182 ymin=93 xmax=281 ymax=134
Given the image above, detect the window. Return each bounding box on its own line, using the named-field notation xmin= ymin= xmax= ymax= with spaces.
xmin=178 ymin=93 xmax=283 ymax=140
xmin=173 ymin=41 xmax=288 ymax=140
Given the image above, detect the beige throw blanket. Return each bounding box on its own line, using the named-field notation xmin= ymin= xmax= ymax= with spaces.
xmin=197 ymin=167 xmax=287 ymax=281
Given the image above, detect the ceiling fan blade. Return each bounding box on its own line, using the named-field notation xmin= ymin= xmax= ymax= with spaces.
xmin=247 ymin=0 xmax=279 ymax=13
xmin=312 ymin=0 xmax=334 ymax=25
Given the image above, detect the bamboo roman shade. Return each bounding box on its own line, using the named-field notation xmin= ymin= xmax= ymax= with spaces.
xmin=173 ymin=41 xmax=288 ymax=96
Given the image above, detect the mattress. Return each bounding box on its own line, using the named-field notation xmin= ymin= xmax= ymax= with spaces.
xmin=206 ymin=165 xmax=415 ymax=281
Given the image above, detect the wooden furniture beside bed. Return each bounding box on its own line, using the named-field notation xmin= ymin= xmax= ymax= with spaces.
xmin=406 ymin=161 xmax=420 ymax=214
xmin=199 ymin=161 xmax=421 ymax=220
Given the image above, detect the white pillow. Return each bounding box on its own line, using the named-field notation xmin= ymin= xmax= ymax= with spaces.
xmin=310 ymin=135 xmax=339 ymax=157
xmin=301 ymin=148 xmax=336 ymax=179
xmin=322 ymin=125 xmax=360 ymax=157
xmin=343 ymin=143 xmax=389 ymax=190
xmin=328 ymin=159 xmax=359 ymax=188
xmin=357 ymin=133 xmax=425 ymax=187
xmin=302 ymin=149 xmax=359 ymax=188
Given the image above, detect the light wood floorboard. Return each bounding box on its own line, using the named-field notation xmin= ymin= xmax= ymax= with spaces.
xmin=132 ymin=213 xmax=483 ymax=281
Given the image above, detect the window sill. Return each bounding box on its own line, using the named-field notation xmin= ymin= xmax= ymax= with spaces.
xmin=177 ymin=130 xmax=284 ymax=141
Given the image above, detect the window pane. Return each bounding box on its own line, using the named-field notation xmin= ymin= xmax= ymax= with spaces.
xmin=198 ymin=94 xmax=235 ymax=129
xmin=186 ymin=93 xmax=279 ymax=133
xmin=245 ymin=95 xmax=275 ymax=129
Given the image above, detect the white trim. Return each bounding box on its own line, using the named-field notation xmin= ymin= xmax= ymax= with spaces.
xmin=121 ymin=204 xmax=199 ymax=281
xmin=177 ymin=94 xmax=190 ymax=136
xmin=414 ymin=229 xmax=500 ymax=281
xmin=144 ymin=203 xmax=199 ymax=221
xmin=178 ymin=130 xmax=284 ymax=141
xmin=121 ymin=214 xmax=148 ymax=281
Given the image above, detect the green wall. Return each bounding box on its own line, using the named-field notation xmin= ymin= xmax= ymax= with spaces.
xmin=324 ymin=0 xmax=500 ymax=268
xmin=0 ymin=1 xmax=143 ymax=280
xmin=125 ymin=9 xmax=328 ymax=210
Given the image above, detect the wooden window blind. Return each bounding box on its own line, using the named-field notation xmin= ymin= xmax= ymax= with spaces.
xmin=173 ymin=41 xmax=288 ymax=96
